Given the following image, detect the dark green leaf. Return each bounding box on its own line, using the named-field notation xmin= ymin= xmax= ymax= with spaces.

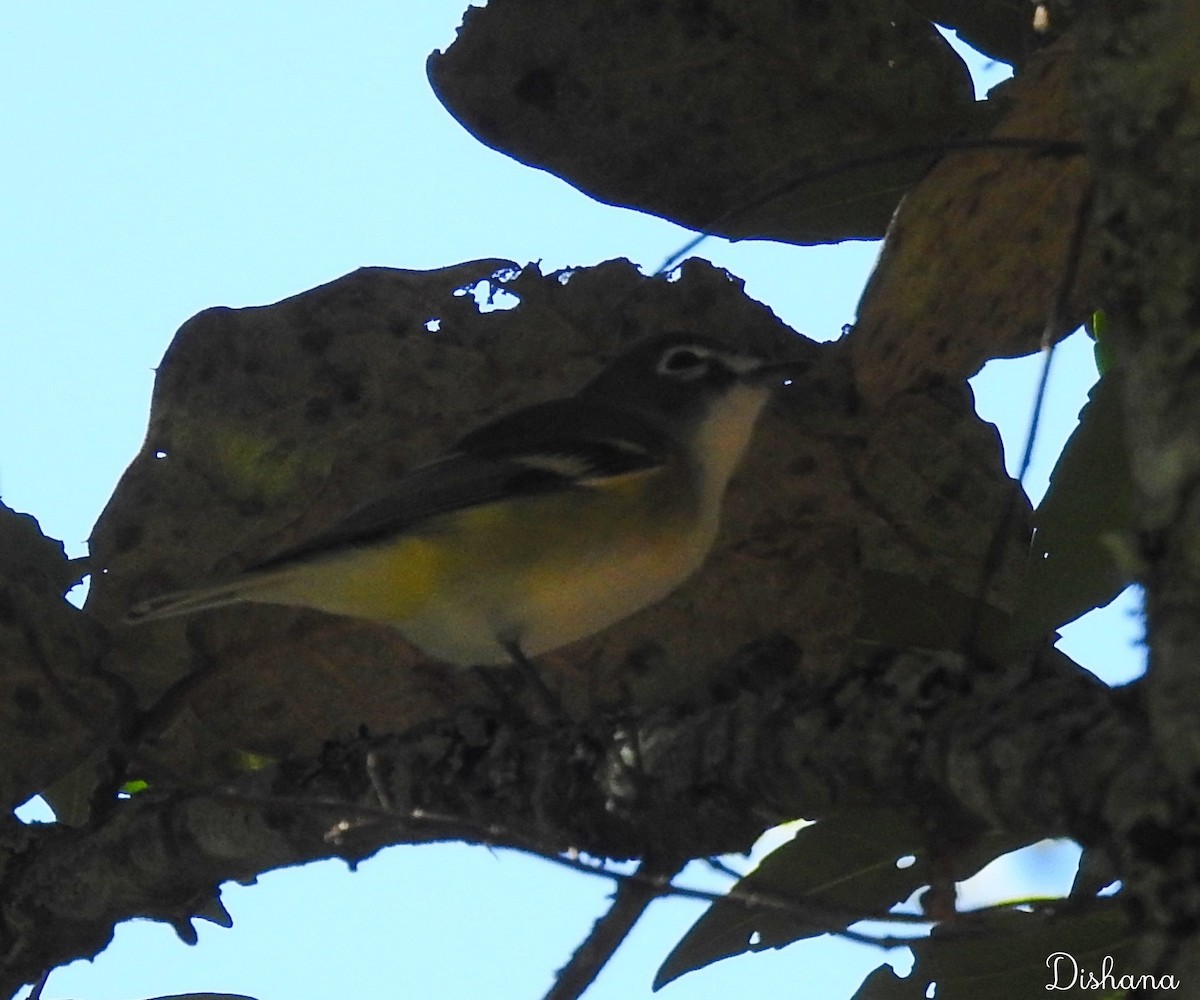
xmin=907 ymin=903 xmax=1134 ymax=998
xmin=1010 ymin=374 xmax=1134 ymax=645
xmin=1070 ymin=848 xmax=1120 ymax=899
xmin=1087 ymin=310 xmax=1115 ymax=377
xmin=654 ymin=809 xmax=929 ymax=990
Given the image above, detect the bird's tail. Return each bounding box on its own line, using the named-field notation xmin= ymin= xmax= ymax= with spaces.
xmin=124 ymin=571 xmax=281 ymax=625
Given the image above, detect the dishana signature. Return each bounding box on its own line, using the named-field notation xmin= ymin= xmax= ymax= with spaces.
xmin=1046 ymin=952 xmax=1179 ymax=991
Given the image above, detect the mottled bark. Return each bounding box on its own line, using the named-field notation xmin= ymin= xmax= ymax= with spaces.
xmin=1077 ymin=0 xmax=1200 ymax=982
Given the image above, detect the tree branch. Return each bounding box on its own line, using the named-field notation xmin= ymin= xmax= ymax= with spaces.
xmin=1077 ymin=0 xmax=1200 ymax=981
xmin=0 ymin=636 xmax=1163 ymax=997
xmin=543 ymin=856 xmax=687 ymax=1000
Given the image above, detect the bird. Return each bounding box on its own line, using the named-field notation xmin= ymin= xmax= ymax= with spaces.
xmin=126 ymin=332 xmax=801 ymax=673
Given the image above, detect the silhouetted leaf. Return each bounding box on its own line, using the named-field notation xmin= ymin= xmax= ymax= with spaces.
xmin=654 ymin=809 xmax=928 ymax=989
xmin=141 ymin=994 xmax=259 ymax=1000
xmin=851 ymin=963 xmax=928 ymax=999
xmin=1011 ymin=374 xmax=1134 ymax=645
xmin=40 ymin=756 xmax=103 ymax=828
xmin=431 ymin=0 xmax=986 ymax=243
xmin=905 ymin=0 xmax=1043 ymax=66
xmin=1070 ymin=848 xmax=1120 ymax=900
xmin=906 ymin=903 xmax=1134 ymax=999
xmin=0 ymin=503 xmax=113 ymax=814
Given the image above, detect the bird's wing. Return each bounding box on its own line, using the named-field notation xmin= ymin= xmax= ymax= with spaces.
xmin=250 ymin=398 xmax=672 ymax=570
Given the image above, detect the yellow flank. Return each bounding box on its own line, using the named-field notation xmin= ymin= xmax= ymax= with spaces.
xmin=267 ymin=531 xmax=449 ymax=622
xmin=259 ymin=460 xmax=707 ymax=665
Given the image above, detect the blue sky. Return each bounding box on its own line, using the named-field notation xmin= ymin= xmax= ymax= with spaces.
xmin=3 ymin=5 xmax=1142 ymax=999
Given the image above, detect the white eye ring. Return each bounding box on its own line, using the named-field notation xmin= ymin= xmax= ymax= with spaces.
xmin=657 ymin=345 xmax=713 ymax=379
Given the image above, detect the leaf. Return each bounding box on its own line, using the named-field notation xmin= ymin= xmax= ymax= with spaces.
xmin=850 ymin=39 xmax=1095 ymax=404
xmin=903 ymin=0 xmax=1043 ymax=67
xmin=936 ymin=831 xmax=1045 ymax=887
xmin=192 ymin=892 xmax=234 ymax=929
xmin=141 ymin=994 xmax=259 ymax=1000
xmin=0 ymin=503 xmax=73 ymax=596
xmin=0 ymin=503 xmax=114 ymax=814
xmin=1087 ymin=310 xmax=1116 ymax=376
xmin=430 ymin=0 xmax=987 ymax=243
xmin=654 ymin=809 xmax=929 ymax=990
xmin=851 ymin=963 xmax=928 ymax=1000
xmin=855 ymin=570 xmax=1015 ymax=660
xmin=1010 ymin=374 xmax=1135 ymax=646
xmin=40 ymin=755 xmax=104 ymax=827
xmin=87 ymin=260 xmax=823 ymax=784
xmin=1070 ymin=848 xmax=1120 ymax=900
xmin=905 ymin=903 xmax=1136 ymax=999
xmin=231 ymin=750 xmax=275 ymax=772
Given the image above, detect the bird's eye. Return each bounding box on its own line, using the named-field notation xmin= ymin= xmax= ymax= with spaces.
xmin=658 ymin=347 xmax=710 ymax=378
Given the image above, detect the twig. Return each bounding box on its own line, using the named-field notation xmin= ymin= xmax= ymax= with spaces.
xmin=966 ymin=182 xmax=1095 ymax=655
xmin=542 ymin=855 xmax=687 ymax=1000
xmin=26 ymin=968 xmax=50 ymax=1000
xmin=704 ymin=855 xmax=746 ymax=881
xmin=207 ymin=788 xmax=936 ymax=935
xmin=1016 ymin=183 xmax=1095 ymax=483
xmin=364 ymin=751 xmax=393 ymax=812
xmin=655 ymin=136 xmax=1085 ymax=274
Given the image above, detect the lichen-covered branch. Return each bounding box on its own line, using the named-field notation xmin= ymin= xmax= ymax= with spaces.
xmin=1 ymin=638 xmax=1156 ymax=997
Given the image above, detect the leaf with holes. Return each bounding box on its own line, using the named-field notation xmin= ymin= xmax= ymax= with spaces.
xmin=904 ymin=903 xmax=1134 ymax=999
xmin=654 ymin=809 xmax=929 ymax=990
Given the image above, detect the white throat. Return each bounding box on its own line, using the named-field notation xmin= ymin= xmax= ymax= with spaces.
xmin=692 ymin=383 xmax=772 ymax=514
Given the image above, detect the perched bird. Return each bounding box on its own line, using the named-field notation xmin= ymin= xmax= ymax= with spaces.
xmin=127 ymin=333 xmax=800 ymax=670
